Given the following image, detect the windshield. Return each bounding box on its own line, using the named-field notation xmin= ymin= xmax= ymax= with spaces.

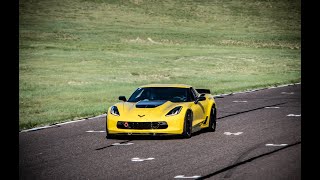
xmin=127 ymin=87 xmax=192 ymax=102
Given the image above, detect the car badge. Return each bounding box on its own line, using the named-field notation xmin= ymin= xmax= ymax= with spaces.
xmin=138 ymin=115 xmax=145 ymax=118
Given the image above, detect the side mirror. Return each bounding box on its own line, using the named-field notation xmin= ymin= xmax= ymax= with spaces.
xmin=119 ymin=96 xmax=127 ymax=102
xmin=194 ymin=96 xmax=206 ymax=104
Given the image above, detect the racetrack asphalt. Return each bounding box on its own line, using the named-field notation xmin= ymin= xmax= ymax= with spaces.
xmin=19 ymin=84 xmax=301 ymax=180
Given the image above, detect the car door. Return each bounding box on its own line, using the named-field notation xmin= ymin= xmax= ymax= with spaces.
xmin=189 ymin=87 xmax=206 ymax=127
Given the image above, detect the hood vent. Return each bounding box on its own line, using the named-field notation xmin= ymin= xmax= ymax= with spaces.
xmin=136 ymin=100 xmax=167 ymax=108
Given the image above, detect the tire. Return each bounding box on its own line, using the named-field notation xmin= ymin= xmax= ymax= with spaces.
xmin=106 ymin=129 xmax=115 ymax=139
xmin=106 ymin=119 xmax=115 ymax=139
xmin=182 ymin=111 xmax=193 ymax=138
xmin=207 ymin=107 xmax=217 ymax=132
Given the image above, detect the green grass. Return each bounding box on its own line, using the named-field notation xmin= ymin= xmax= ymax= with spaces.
xmin=19 ymin=0 xmax=301 ymax=131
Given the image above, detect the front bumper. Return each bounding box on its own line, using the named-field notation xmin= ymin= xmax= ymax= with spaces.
xmin=107 ymin=115 xmax=184 ymax=135
xmin=117 ymin=121 xmax=168 ymax=129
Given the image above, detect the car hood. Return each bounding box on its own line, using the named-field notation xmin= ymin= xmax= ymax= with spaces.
xmin=135 ymin=100 xmax=168 ymax=108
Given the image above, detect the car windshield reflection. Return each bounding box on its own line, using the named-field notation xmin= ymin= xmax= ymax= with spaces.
xmin=127 ymin=87 xmax=192 ymax=102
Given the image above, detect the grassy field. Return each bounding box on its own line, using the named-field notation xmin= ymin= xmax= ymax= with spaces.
xmin=19 ymin=0 xmax=301 ymax=131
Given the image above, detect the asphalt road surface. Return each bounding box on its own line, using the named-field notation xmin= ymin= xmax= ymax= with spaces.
xmin=19 ymin=84 xmax=301 ymax=180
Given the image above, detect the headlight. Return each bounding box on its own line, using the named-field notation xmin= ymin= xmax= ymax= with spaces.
xmin=110 ymin=106 xmax=120 ymax=116
xmin=166 ymin=106 xmax=182 ymax=116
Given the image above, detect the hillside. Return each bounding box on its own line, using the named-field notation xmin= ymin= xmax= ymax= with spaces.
xmin=19 ymin=0 xmax=301 ymax=130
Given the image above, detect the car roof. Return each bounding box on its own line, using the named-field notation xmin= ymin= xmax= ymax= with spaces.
xmin=139 ymin=84 xmax=192 ymax=88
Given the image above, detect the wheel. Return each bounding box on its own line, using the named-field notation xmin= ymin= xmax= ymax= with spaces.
xmin=106 ymin=119 xmax=115 ymax=139
xmin=207 ymin=107 xmax=217 ymax=132
xmin=106 ymin=129 xmax=115 ymax=139
xmin=182 ymin=111 xmax=193 ymax=138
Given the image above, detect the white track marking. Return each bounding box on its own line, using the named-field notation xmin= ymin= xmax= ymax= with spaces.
xmin=20 ymin=114 xmax=106 ymax=133
xmin=287 ymin=114 xmax=301 ymax=117
xmin=217 ymin=82 xmax=300 ymax=96
xmin=112 ymin=142 xmax=134 ymax=146
xmin=54 ymin=119 xmax=87 ymax=126
xmin=281 ymin=92 xmax=294 ymax=94
xmin=266 ymin=144 xmax=288 ymax=146
xmin=174 ymin=175 xmax=201 ymax=179
xmin=20 ymin=126 xmax=52 ymax=132
xmin=131 ymin=157 xmax=154 ymax=162
xmin=265 ymin=106 xmax=280 ymax=109
xmin=86 ymin=130 xmax=106 ymax=133
xmin=233 ymin=100 xmax=247 ymax=103
xmin=224 ymin=132 xmax=243 ymax=135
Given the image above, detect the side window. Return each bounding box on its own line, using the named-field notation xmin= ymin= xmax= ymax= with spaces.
xmin=190 ymin=88 xmax=197 ymax=101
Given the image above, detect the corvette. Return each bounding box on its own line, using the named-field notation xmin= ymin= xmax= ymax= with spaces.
xmin=106 ymin=84 xmax=217 ymax=138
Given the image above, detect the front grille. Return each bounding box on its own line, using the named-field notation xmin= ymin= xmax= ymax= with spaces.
xmin=117 ymin=121 xmax=168 ymax=129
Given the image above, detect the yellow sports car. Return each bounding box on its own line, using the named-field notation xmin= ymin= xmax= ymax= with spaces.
xmin=106 ymin=84 xmax=217 ymax=138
